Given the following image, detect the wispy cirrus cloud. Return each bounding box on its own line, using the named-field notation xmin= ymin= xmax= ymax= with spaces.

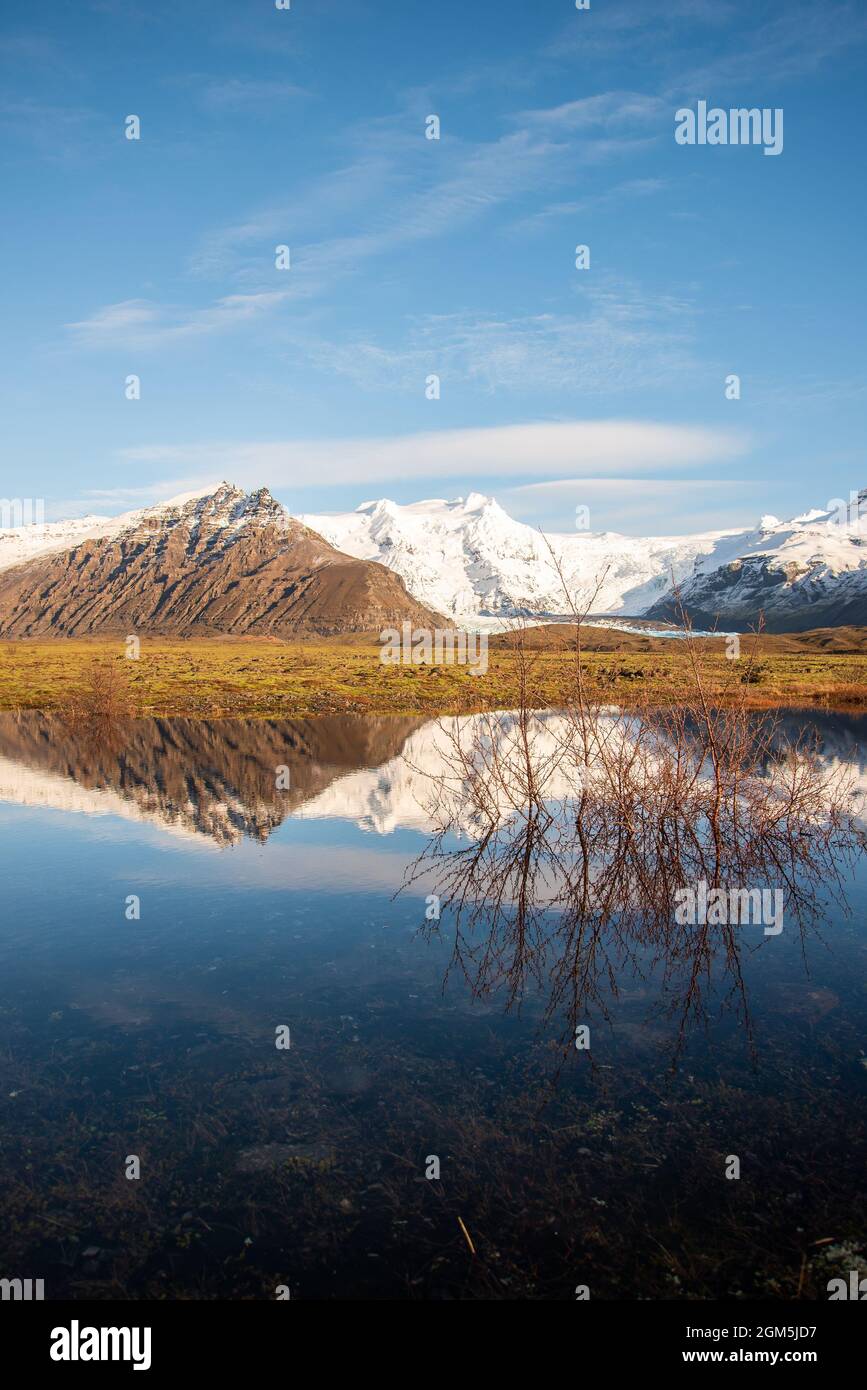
xmin=187 ymin=150 xmax=405 ymax=279
xmin=186 ymin=88 xmax=664 ymax=292
xmin=544 ymin=0 xmax=865 ymax=94
xmin=70 ymin=117 xmax=565 ymax=346
xmin=70 ymin=114 xmax=576 ymax=335
xmin=511 ymin=177 xmax=668 ymax=235
xmin=68 ymin=269 xmax=703 ymax=392
xmin=666 ymin=0 xmax=867 ymax=93
xmin=65 ymin=291 xmax=292 ymax=348
xmin=67 ymin=84 xmax=676 ymax=345
xmin=543 ymin=0 xmax=736 ymax=64
xmin=516 ymin=92 xmax=666 ymax=132
xmin=188 ymin=123 xmax=571 ymax=289
xmin=508 ymin=476 xmax=754 ymax=499
xmin=281 ymin=278 xmax=698 ymax=397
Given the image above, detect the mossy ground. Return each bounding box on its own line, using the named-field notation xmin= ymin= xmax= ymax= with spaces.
xmin=2 ymin=637 xmax=867 ymax=717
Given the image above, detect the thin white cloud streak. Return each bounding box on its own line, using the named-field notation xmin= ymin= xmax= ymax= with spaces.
xmin=184 ymin=90 xmax=664 ymax=292
xmin=118 ymin=421 xmax=750 ymax=490
xmin=516 ymin=92 xmax=666 ymax=131
xmin=68 ymin=120 xmax=571 ymax=342
xmin=664 ymin=0 xmax=867 ymax=93
xmin=538 ymin=0 xmax=867 ymax=135
xmin=511 ymin=177 xmax=667 ymax=235
xmin=65 ymin=271 xmax=698 ymax=393
xmin=187 ymin=153 xmax=406 ymax=279
xmin=65 ymin=83 xmax=683 ymax=343
xmin=65 ymin=292 xmax=292 ymax=348
xmin=190 ymin=125 xmax=571 ymax=291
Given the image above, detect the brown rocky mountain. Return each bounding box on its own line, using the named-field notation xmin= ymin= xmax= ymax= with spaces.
xmin=0 ymin=483 xmax=443 ymax=638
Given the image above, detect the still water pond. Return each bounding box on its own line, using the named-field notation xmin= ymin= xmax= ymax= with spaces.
xmin=0 ymin=710 xmax=865 ymax=1300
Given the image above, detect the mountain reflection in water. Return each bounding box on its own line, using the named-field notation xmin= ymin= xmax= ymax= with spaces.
xmin=0 ymin=712 xmax=430 ymax=843
xmin=3 ymin=706 xmax=865 ymax=842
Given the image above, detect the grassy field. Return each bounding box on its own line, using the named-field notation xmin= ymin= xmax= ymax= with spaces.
xmin=2 ymin=633 xmax=867 ymax=717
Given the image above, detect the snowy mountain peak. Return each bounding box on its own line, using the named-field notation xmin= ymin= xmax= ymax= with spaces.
xmin=299 ymin=493 xmax=739 ymax=623
xmin=0 ymin=483 xmax=291 ymax=577
xmin=301 ymin=486 xmax=867 ymax=629
xmin=157 ymin=482 xmax=239 ymax=509
xmin=123 ymin=484 xmax=292 ymax=546
xmin=648 ymin=483 xmax=867 ymax=630
xmin=461 ymin=491 xmax=495 ymax=511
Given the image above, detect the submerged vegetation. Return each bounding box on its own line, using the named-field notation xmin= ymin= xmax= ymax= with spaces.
xmin=1 ymin=993 xmax=865 ymax=1300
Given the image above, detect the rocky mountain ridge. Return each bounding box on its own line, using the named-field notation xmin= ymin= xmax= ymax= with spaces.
xmin=0 ymin=483 xmax=442 ymax=638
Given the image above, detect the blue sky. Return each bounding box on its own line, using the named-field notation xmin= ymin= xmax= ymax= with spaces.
xmin=1 ymin=0 xmax=865 ymax=534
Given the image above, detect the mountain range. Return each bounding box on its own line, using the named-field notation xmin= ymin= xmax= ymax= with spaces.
xmin=301 ymin=490 xmax=867 ymax=633
xmin=1 ymin=481 xmax=867 ymax=635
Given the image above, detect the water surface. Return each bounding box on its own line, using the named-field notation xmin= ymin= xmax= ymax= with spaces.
xmin=0 ymin=710 xmax=865 ymax=1300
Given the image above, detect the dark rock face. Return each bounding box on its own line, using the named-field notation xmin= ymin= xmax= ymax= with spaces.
xmin=0 ymin=484 xmax=444 ymax=638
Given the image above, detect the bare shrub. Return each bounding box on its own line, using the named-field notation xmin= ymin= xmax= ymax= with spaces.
xmin=60 ymin=658 xmax=135 ymax=732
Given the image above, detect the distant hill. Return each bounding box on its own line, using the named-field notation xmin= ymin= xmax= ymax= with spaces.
xmin=491 ymin=623 xmax=867 ymax=653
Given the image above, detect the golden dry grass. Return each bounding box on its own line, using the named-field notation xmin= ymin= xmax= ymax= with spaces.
xmin=1 ymin=634 xmax=867 ymax=717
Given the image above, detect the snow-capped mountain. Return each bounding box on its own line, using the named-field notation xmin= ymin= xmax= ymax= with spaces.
xmin=302 ymin=490 xmax=867 ymax=631
xmin=647 ymin=491 xmax=867 ymax=631
xmin=5 ymin=482 xmax=867 ymax=634
xmin=299 ymin=493 xmax=744 ymax=624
